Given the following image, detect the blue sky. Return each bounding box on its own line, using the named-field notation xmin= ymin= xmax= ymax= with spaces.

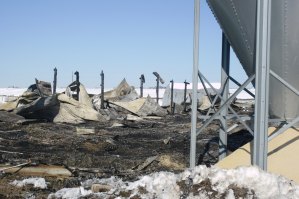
xmin=0 ymin=0 xmax=246 ymax=88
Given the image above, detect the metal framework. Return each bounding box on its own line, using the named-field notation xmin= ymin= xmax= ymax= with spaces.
xmin=190 ymin=0 xmax=299 ymax=170
xmin=219 ymin=33 xmax=230 ymax=160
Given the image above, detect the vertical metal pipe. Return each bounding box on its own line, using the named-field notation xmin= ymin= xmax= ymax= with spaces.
xmin=219 ymin=33 xmax=230 ymax=160
xmin=184 ymin=80 xmax=190 ymax=112
xmin=190 ymin=0 xmax=200 ymax=168
xmin=170 ymin=80 xmax=174 ymax=114
xmin=74 ymin=71 xmax=80 ymax=101
xmin=156 ymin=78 xmax=159 ymax=103
xmin=100 ymin=70 xmax=105 ymax=109
xmin=253 ymin=0 xmax=271 ymax=170
xmin=53 ymin=67 xmax=57 ymax=94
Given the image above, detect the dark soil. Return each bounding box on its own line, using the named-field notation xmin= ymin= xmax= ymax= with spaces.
xmin=0 ymin=113 xmax=252 ymax=198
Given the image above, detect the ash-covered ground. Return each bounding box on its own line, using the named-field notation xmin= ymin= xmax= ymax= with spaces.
xmin=0 ymin=113 xmax=253 ymax=198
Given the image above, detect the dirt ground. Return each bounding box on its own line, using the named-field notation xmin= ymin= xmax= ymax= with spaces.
xmin=0 ymin=112 xmax=252 ymax=198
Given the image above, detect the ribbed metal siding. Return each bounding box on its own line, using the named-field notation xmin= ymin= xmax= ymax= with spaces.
xmin=207 ymin=0 xmax=299 ymax=120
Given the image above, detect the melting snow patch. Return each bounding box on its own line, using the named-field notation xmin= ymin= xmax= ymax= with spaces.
xmin=48 ymin=166 xmax=299 ymax=199
xmin=11 ymin=177 xmax=47 ymax=189
xmin=48 ymin=187 xmax=92 ymax=199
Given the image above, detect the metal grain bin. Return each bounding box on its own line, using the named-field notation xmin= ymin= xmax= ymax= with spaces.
xmin=207 ymin=0 xmax=299 ymax=120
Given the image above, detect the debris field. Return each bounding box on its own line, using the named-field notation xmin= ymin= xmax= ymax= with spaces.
xmin=0 ymin=79 xmax=253 ymax=198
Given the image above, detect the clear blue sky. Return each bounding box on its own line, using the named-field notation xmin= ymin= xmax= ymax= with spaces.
xmin=0 ymin=0 xmax=246 ymax=88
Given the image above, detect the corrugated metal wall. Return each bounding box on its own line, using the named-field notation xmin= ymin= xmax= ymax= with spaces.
xmin=207 ymin=0 xmax=299 ymax=120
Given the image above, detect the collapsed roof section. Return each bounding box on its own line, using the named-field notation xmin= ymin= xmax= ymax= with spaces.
xmin=111 ymin=96 xmax=167 ymax=117
xmin=0 ymin=78 xmax=168 ymax=124
xmin=0 ymin=80 xmax=107 ymax=124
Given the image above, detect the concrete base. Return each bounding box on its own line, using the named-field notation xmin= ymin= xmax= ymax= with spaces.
xmin=216 ymin=127 xmax=299 ymax=184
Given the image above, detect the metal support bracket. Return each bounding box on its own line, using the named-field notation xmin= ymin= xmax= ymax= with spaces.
xmin=196 ymin=73 xmax=255 ymax=136
xmin=253 ymin=0 xmax=271 ymax=170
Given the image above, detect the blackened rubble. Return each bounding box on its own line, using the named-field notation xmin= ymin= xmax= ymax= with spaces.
xmin=0 ymin=79 xmax=254 ymax=198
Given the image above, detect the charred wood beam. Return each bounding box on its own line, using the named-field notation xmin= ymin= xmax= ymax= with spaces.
xmin=74 ymin=71 xmax=80 ymax=101
xmin=53 ymin=67 xmax=57 ymax=94
xmin=170 ymin=80 xmax=174 ymax=114
xmin=184 ymin=80 xmax=190 ymax=112
xmin=100 ymin=70 xmax=105 ymax=109
xmin=140 ymin=74 xmax=145 ymax=98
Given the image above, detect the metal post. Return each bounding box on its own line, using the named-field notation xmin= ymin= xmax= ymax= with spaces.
xmin=100 ymin=70 xmax=105 ymax=109
xmin=140 ymin=74 xmax=145 ymax=98
xmin=219 ymin=33 xmax=230 ymax=160
xmin=53 ymin=67 xmax=57 ymax=94
xmin=184 ymin=80 xmax=190 ymax=112
xmin=153 ymin=72 xmax=164 ymax=104
xmin=170 ymin=80 xmax=174 ymax=114
xmin=190 ymin=0 xmax=200 ymax=168
xmin=156 ymin=77 xmax=159 ymax=103
xmin=74 ymin=71 xmax=80 ymax=101
xmin=253 ymin=0 xmax=271 ymax=170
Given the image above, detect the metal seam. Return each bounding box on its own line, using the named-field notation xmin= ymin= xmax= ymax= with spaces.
xmin=206 ymin=0 xmax=254 ymax=79
xmin=229 ymin=0 xmax=253 ymax=57
xmin=283 ymin=0 xmax=288 ymax=119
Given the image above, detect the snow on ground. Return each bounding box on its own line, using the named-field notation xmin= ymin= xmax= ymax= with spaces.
xmin=0 ymin=85 xmax=252 ymax=104
xmin=164 ymin=83 xmax=254 ymax=100
xmin=0 ymin=87 xmax=102 ymax=97
xmin=0 ymin=87 xmax=163 ymax=98
xmin=0 ymin=87 xmax=166 ymax=105
xmin=0 ymin=88 xmax=27 ymax=97
xmin=11 ymin=177 xmax=47 ymax=189
xmin=48 ymin=166 xmax=299 ymax=199
xmin=229 ymin=88 xmax=255 ymax=100
xmin=48 ymin=187 xmax=92 ymax=199
xmin=171 ymin=82 xmax=221 ymax=90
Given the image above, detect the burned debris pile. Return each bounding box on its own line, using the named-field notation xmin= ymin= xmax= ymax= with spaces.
xmin=0 ymin=76 xmax=230 ymax=126
xmin=0 ymin=79 xmax=169 ymax=125
xmin=92 ymin=79 xmax=167 ymax=120
xmin=0 ymin=77 xmax=253 ymax=198
xmin=0 ymin=80 xmax=106 ymax=124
